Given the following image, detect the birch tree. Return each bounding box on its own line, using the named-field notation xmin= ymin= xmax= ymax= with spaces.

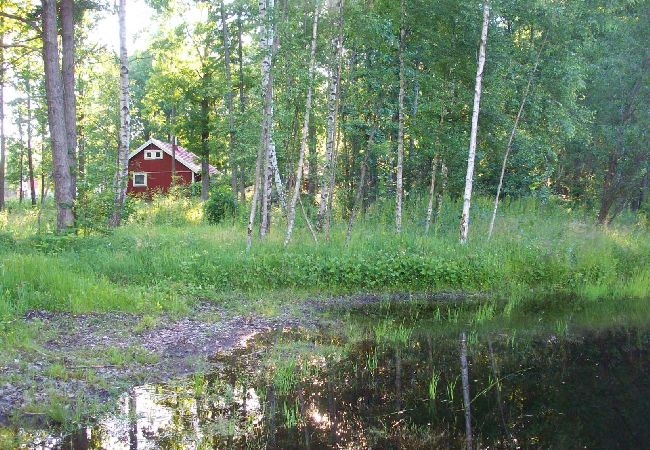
xmin=424 ymin=155 xmax=438 ymax=233
xmin=236 ymin=9 xmax=246 ymax=202
xmin=259 ymin=0 xmax=274 ymax=237
xmin=26 ymin=79 xmax=36 ymax=206
xmin=42 ymin=0 xmax=75 ymax=230
xmin=459 ymin=0 xmax=490 ymax=244
xmin=395 ymin=0 xmax=406 ymax=233
xmin=109 ymin=0 xmax=130 ymax=227
xmin=435 ymin=161 xmax=448 ymax=229
xmin=0 ymin=25 xmax=5 ymax=212
xmin=285 ymin=7 xmax=319 ymax=246
xmin=317 ymin=0 xmax=343 ymax=234
xmin=488 ymin=37 xmax=546 ymax=239
xmin=221 ymin=1 xmax=237 ymax=197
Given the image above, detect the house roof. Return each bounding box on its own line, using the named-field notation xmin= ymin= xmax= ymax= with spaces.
xmin=128 ymin=138 xmax=219 ymax=175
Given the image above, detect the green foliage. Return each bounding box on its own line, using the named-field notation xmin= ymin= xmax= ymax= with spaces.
xmin=204 ymin=183 xmax=238 ymax=225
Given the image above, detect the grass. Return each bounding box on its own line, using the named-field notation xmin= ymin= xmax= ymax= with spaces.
xmin=1 ymin=195 xmax=649 ymax=323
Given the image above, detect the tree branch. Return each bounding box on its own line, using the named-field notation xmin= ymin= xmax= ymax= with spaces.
xmin=0 ymin=12 xmax=41 ymax=33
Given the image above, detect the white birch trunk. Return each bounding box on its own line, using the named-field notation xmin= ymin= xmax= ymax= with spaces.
xmin=109 ymin=0 xmax=130 ymax=228
xmin=317 ymin=0 xmax=343 ymax=232
xmin=435 ymin=162 xmax=448 ymax=229
xmin=221 ymin=1 xmax=237 ymax=198
xmin=395 ymin=4 xmax=406 ymax=233
xmin=0 ymin=29 xmax=5 ymax=212
xmin=487 ymin=37 xmax=546 ymax=239
xmin=259 ymin=0 xmax=273 ymax=237
xmin=285 ymin=8 xmax=319 ymax=246
xmin=424 ymin=155 xmax=439 ymax=233
xmin=345 ymin=130 xmax=372 ymax=244
xmin=459 ymin=0 xmax=490 ymax=244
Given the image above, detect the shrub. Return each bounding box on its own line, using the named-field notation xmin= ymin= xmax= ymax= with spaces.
xmin=204 ymin=184 xmax=238 ymax=225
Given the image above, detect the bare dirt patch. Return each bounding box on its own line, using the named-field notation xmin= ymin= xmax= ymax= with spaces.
xmin=0 ymin=301 xmax=307 ymax=426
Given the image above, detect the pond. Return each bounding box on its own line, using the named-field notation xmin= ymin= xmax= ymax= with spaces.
xmin=33 ymin=300 xmax=650 ymax=448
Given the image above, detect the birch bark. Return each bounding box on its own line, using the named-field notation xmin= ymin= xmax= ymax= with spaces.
xmin=0 ymin=28 xmax=5 ymax=212
xmin=221 ymin=1 xmax=237 ymax=197
xmin=27 ymin=84 xmax=36 ymax=206
xmin=395 ymin=0 xmax=405 ymax=233
xmin=259 ymin=0 xmax=272 ymax=236
xmin=424 ymin=155 xmax=439 ymax=233
xmin=317 ymin=0 xmax=343 ymax=232
xmin=285 ymin=8 xmax=319 ymax=246
xmin=109 ymin=0 xmax=130 ymax=227
xmin=459 ymin=0 xmax=490 ymax=244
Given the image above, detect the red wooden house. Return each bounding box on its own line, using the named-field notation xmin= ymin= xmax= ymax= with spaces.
xmin=127 ymin=138 xmax=218 ymax=195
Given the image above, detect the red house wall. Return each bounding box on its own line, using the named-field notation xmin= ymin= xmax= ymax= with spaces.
xmin=127 ymin=143 xmax=194 ymax=195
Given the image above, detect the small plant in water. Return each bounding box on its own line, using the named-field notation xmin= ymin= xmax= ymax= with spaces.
xmin=555 ymin=319 xmax=569 ymax=337
xmin=282 ymin=400 xmax=299 ymax=428
xmin=428 ymin=369 xmax=441 ymax=401
xmin=446 ymin=377 xmax=458 ymax=403
xmin=366 ymin=348 xmax=379 ymax=373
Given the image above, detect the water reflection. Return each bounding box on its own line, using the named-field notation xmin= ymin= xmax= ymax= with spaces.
xmin=42 ymin=320 xmax=650 ymax=448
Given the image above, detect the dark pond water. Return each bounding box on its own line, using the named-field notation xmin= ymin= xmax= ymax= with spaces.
xmin=38 ymin=303 xmax=650 ymax=449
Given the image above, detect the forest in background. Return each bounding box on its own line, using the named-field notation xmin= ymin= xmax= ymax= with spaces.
xmin=0 ymin=0 xmax=648 ymax=242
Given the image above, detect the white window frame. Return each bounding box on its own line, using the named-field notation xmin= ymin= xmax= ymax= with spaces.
xmin=144 ymin=150 xmax=163 ymax=160
xmin=133 ymin=172 xmax=147 ymax=187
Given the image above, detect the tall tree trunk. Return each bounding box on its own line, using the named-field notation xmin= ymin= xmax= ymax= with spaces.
xmin=40 ymin=121 xmax=46 ymax=205
xmin=307 ymin=123 xmax=317 ymax=197
xmin=259 ymin=0 xmax=274 ymax=237
xmin=61 ymin=0 xmax=77 ymax=200
xmin=408 ymin=75 xmax=419 ymax=163
xmin=488 ymin=36 xmax=546 ymax=239
xmin=171 ymin=135 xmax=177 ymax=182
xmin=109 ymin=0 xmax=130 ymax=227
xmin=435 ymin=162 xmax=447 ymax=229
xmin=285 ymin=7 xmax=319 ymax=246
xmin=459 ymin=0 xmax=490 ymax=244
xmin=0 ymin=27 xmax=5 ymax=212
xmin=18 ymin=121 xmax=24 ymax=203
xmin=345 ymin=130 xmax=372 ymax=244
xmin=27 ymin=84 xmax=36 ymax=206
xmin=237 ymin=8 xmax=246 ymax=203
xmin=317 ymin=0 xmax=343 ymax=234
xmin=250 ymin=0 xmax=273 ymax=246
xmin=221 ymin=1 xmax=237 ymax=198
xmin=77 ymin=83 xmax=86 ymax=181
xmin=424 ymin=155 xmax=439 ymax=233
xmin=395 ymin=1 xmax=406 ymax=233
xmin=246 ymin=142 xmax=265 ymax=251
xmin=42 ymin=0 xmax=75 ymax=230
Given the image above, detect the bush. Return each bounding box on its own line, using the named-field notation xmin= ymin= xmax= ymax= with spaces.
xmin=204 ymin=184 xmax=238 ymax=225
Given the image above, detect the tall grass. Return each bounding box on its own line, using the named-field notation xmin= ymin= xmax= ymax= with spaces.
xmin=0 ymin=195 xmax=649 ymax=320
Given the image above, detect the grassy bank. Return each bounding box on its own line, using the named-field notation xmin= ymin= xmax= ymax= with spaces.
xmin=1 ymin=195 xmax=649 ymax=322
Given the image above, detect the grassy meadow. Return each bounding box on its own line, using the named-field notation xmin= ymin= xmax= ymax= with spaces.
xmin=1 ymin=194 xmax=650 ymax=326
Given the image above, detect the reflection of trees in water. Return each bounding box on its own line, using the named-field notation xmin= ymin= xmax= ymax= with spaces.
xmin=61 ymin=328 xmax=650 ymax=449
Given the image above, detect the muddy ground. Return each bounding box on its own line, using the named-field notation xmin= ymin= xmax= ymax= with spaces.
xmin=0 ymin=292 xmax=466 ymax=428
xmin=0 ymin=301 xmax=311 ymax=427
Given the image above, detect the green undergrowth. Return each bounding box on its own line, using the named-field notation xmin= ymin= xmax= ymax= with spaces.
xmin=1 ymin=196 xmax=649 ymax=324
